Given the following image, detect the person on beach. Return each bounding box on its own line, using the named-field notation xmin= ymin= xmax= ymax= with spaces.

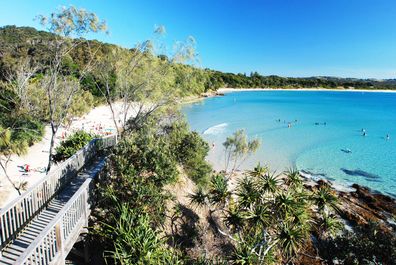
xmin=23 ymin=164 xmax=30 ymax=173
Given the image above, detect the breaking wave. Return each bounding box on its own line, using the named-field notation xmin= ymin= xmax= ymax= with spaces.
xmin=203 ymin=123 xmax=228 ymax=135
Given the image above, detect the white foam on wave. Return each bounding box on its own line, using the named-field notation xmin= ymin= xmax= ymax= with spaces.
xmin=203 ymin=123 xmax=228 ymax=135
xmin=299 ymin=170 xmax=356 ymax=192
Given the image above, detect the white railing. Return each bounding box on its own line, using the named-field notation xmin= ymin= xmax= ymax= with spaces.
xmin=0 ymin=135 xmax=117 ymax=249
xmin=15 ymin=178 xmax=93 ymax=265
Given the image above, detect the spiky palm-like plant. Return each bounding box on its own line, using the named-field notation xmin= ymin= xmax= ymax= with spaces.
xmin=316 ymin=212 xmax=343 ymax=239
xmin=244 ymin=204 xmax=271 ymax=230
xmin=247 ymin=162 xmax=268 ymax=179
xmin=236 ymin=176 xmax=261 ymax=208
xmin=224 ymin=206 xmax=245 ymax=233
xmin=188 ymin=187 xmax=208 ymax=208
xmin=312 ymin=185 xmax=339 ymax=213
xmin=101 ymin=204 xmax=182 ymax=264
xmin=276 ymin=222 xmax=307 ymax=262
xmin=274 ymin=191 xmax=297 ymax=218
xmin=230 ymin=242 xmax=260 ymax=265
xmin=284 ymin=168 xmax=303 ymax=188
xmin=258 ymin=172 xmax=281 ymax=195
xmin=209 ymin=174 xmax=231 ymax=207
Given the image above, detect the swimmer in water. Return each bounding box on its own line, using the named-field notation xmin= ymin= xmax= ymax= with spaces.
xmin=386 ymin=134 xmax=390 ymax=140
xmin=362 ymin=132 xmax=367 ymax=136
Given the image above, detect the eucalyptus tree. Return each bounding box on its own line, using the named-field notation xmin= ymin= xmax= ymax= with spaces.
xmin=36 ymin=6 xmax=107 ymax=171
xmin=0 ymin=60 xmax=43 ymax=194
xmin=94 ymin=27 xmax=199 ymax=135
xmin=3 ymin=58 xmax=39 ymax=114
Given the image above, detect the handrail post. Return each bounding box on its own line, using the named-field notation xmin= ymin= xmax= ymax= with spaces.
xmin=55 ymin=222 xmax=65 ymax=265
xmin=83 ymin=188 xmax=89 ymax=227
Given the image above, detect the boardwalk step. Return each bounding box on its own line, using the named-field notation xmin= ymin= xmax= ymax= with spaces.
xmin=0 ymin=156 xmax=107 ymax=264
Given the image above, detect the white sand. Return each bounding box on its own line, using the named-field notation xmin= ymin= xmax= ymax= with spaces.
xmin=0 ymin=102 xmax=136 ymax=208
xmin=218 ymin=87 xmax=396 ymax=93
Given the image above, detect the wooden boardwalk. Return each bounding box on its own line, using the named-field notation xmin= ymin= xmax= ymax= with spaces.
xmin=0 ymin=136 xmax=116 ymax=265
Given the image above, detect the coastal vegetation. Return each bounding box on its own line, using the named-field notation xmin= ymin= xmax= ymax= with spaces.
xmin=53 ymin=130 xmax=95 ymax=162
xmin=91 ymin=118 xmax=396 ymax=264
xmin=91 ymin=116 xmax=210 ymax=264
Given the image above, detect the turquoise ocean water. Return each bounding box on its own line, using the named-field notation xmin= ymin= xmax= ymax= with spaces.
xmin=182 ymin=91 xmax=396 ymax=197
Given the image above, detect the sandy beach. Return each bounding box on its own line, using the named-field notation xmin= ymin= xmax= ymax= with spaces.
xmin=218 ymin=87 xmax=396 ymax=93
xmin=0 ymin=102 xmax=136 ymax=208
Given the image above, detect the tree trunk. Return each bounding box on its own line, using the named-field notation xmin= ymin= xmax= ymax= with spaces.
xmin=0 ymin=159 xmax=21 ymax=195
xmin=46 ymin=123 xmax=57 ymax=172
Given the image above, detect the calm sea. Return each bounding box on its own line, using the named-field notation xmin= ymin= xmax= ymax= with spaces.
xmin=182 ymin=90 xmax=396 ymax=197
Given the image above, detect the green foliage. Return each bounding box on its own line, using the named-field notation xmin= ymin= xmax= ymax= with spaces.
xmin=93 ymin=117 xmax=213 ymax=264
xmin=311 ymin=184 xmax=339 ymax=213
xmin=189 ymin=164 xmax=342 ymax=264
xmin=257 ymin=172 xmax=282 ymax=195
xmin=2 ymin=25 xmax=396 ymax=96
xmin=169 ymin=121 xmax=212 ymax=186
xmin=0 ymin=115 xmax=44 ymax=154
xmin=230 ymin=242 xmax=261 ymax=264
xmin=223 ymin=129 xmax=261 ymax=173
xmin=101 ymin=204 xmax=183 ymax=265
xmin=210 ymin=71 xmax=396 ymax=90
xmin=208 ymin=173 xmax=231 ymax=206
xmin=318 ymin=222 xmax=396 ymax=264
xmin=53 ymin=130 xmax=95 ymax=162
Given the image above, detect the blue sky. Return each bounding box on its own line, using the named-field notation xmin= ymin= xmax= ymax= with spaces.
xmin=1 ymin=0 xmax=396 ymax=79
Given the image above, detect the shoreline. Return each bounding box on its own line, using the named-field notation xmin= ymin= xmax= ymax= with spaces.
xmin=191 ymin=88 xmax=395 ymax=199
xmin=218 ymin=87 xmax=396 ymax=93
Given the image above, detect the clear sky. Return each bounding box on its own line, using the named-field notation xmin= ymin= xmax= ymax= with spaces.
xmin=1 ymin=0 xmax=396 ymax=79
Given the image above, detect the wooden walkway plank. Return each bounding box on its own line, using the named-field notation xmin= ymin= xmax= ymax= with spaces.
xmin=0 ymin=156 xmax=107 ymax=264
xmin=0 ymin=135 xmax=116 ymax=265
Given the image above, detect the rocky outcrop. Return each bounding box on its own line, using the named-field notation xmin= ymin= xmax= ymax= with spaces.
xmin=308 ymin=180 xmax=396 ymax=231
xmin=201 ymin=91 xmax=224 ymax=97
xmin=336 ymin=184 xmax=396 ymax=230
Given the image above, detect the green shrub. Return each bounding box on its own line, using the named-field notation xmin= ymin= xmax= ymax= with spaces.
xmin=93 ymin=117 xmax=214 ymax=263
xmin=318 ymin=222 xmax=396 ymax=264
xmin=166 ymin=121 xmax=212 ymax=187
xmin=101 ymin=204 xmax=183 ymax=264
xmin=0 ymin=111 xmax=45 ymax=150
xmin=53 ymin=130 xmax=95 ymax=162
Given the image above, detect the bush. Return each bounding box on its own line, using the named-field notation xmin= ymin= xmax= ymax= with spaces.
xmin=0 ymin=112 xmax=45 ymax=150
xmin=318 ymin=222 xmax=396 ymax=264
xmin=166 ymin=121 xmax=212 ymax=187
xmin=93 ymin=117 xmax=213 ymax=264
xmin=53 ymin=130 xmax=95 ymax=162
xmin=101 ymin=204 xmax=183 ymax=264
